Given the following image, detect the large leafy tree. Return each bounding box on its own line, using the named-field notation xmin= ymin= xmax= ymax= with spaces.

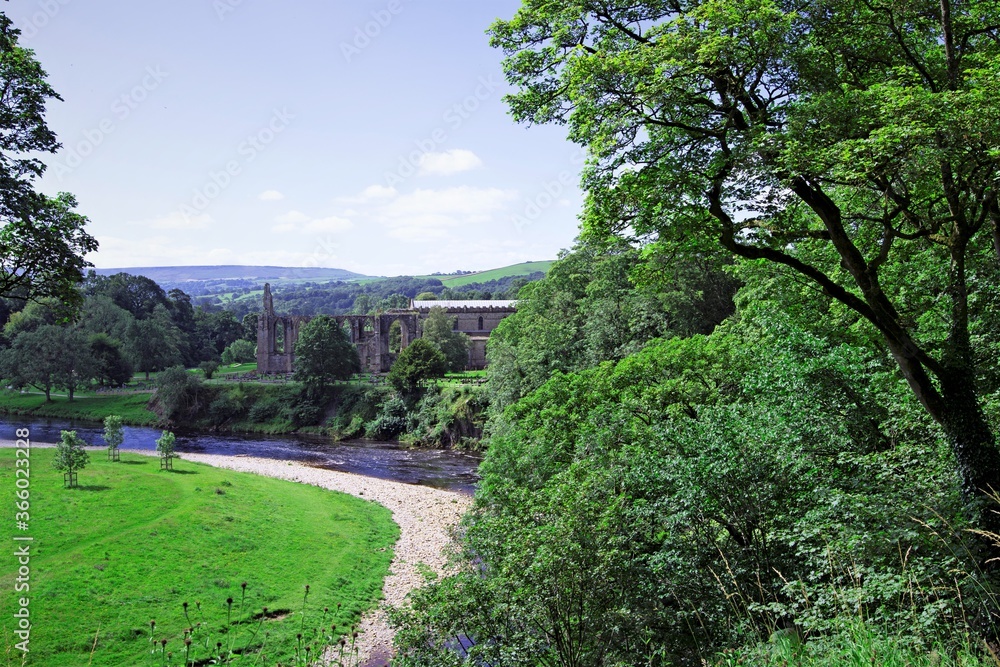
xmin=123 ymin=307 xmax=183 ymax=380
xmin=420 ymin=306 xmax=469 ymax=372
xmin=0 ymin=15 xmax=96 ymax=306
xmin=293 ymin=315 xmax=361 ymax=395
xmin=1 ymin=325 xmax=97 ymax=400
xmin=388 ymin=338 xmax=448 ymax=398
xmin=491 ymin=0 xmax=1000 ymax=525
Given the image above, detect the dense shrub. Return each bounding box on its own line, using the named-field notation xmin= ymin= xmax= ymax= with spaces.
xmin=155 ymin=366 xmax=204 ymax=423
xmin=393 ymin=310 xmax=984 ymax=665
xmin=365 ymin=395 xmax=409 ymax=440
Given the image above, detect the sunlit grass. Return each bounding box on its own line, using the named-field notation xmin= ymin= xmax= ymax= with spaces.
xmin=0 ymin=448 xmax=397 ymax=666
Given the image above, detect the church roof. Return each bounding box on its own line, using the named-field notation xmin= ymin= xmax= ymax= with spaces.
xmin=409 ymin=299 xmax=517 ymax=311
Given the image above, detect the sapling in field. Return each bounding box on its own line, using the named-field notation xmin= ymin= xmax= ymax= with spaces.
xmin=52 ymin=430 xmax=89 ymax=488
xmin=156 ymin=430 xmax=176 ymax=471
xmin=104 ymin=414 xmax=124 ymax=462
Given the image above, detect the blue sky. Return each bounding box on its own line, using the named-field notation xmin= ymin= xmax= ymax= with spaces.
xmin=14 ymin=0 xmax=583 ymax=276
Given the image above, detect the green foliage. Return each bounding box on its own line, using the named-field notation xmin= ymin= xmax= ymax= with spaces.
xmin=155 ymin=430 xmax=176 ymax=458
xmin=1 ymin=324 xmax=97 ymax=400
xmin=221 ymin=338 xmax=255 ymax=365
xmin=2 ymin=300 xmax=58 ymax=340
xmin=155 ymin=366 xmax=204 ymax=423
xmin=364 ymin=394 xmax=409 ymax=440
xmin=489 ymin=0 xmax=1000 ymax=526
xmin=402 ymin=386 xmax=486 ymax=448
xmin=89 ymin=333 xmax=133 ymax=387
xmin=0 ymin=390 xmax=159 ymax=425
xmin=414 ymin=292 xmax=438 ymax=301
xmin=395 ymin=304 xmax=983 ymax=664
xmin=198 ymin=359 xmax=220 ymax=379
xmin=207 ymin=389 xmax=249 ymax=427
xmin=124 ymin=308 xmax=183 ymax=379
xmin=486 ymin=245 xmax=737 ymax=414
xmin=420 ymin=306 xmax=469 ymax=372
xmin=51 ymin=430 xmax=89 ymax=477
xmin=103 ymin=415 xmax=124 ymax=451
xmin=388 ymin=339 xmax=447 ymax=398
xmin=326 ymin=386 xmax=389 ymax=439
xmin=293 ymin=315 xmax=360 ymax=395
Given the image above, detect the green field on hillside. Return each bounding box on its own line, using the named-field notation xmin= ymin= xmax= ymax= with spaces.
xmin=436 ymin=261 xmax=554 ymax=287
xmin=0 ymin=448 xmax=397 ymax=666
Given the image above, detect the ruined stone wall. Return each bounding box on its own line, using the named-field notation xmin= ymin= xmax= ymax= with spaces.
xmin=256 ymin=285 xmax=513 ymax=374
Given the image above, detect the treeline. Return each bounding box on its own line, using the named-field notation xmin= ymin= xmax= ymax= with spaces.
xmin=391 ymin=242 xmax=1000 ymax=666
xmin=0 ymin=272 xmax=257 ymax=398
xmin=220 ymin=273 xmax=540 ymax=319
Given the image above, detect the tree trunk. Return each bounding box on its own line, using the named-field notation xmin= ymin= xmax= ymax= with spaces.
xmin=938 ymin=369 xmax=1000 ymax=532
xmin=44 ymin=385 xmax=50 ymax=402
xmin=68 ymin=385 xmax=74 ymax=401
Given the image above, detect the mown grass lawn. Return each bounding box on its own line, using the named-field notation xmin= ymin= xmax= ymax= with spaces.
xmin=0 ymin=448 xmax=398 ymax=667
xmin=0 ymin=391 xmax=159 ymax=425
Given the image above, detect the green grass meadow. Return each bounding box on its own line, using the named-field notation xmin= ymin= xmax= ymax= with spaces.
xmin=436 ymin=260 xmax=553 ymax=287
xmin=0 ymin=391 xmax=159 ymax=425
xmin=0 ymin=448 xmax=398 ymax=666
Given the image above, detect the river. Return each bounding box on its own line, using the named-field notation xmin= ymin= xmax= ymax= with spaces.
xmin=0 ymin=416 xmax=482 ymax=494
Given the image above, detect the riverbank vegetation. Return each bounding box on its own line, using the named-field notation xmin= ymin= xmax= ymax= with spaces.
xmin=388 ymin=0 xmax=1000 ymax=664
xmin=0 ymin=447 xmax=397 ymax=667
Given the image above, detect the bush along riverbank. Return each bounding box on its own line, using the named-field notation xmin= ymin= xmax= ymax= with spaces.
xmin=1 ymin=369 xmax=488 ymax=448
xmin=155 ymin=369 xmax=489 ymax=446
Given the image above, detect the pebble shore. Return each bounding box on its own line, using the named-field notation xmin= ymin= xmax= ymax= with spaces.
xmin=0 ymin=442 xmax=472 ymax=666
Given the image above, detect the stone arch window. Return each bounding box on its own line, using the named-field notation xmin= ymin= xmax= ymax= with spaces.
xmin=478 ymin=316 xmax=484 ymax=331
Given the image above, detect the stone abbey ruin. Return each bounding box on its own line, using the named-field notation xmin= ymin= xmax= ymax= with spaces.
xmin=256 ymin=283 xmax=516 ymax=374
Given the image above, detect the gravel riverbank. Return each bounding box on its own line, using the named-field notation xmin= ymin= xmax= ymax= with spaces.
xmin=0 ymin=442 xmax=472 ymax=666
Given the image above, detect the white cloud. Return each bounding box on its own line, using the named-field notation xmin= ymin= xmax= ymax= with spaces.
xmin=272 ymin=212 xmax=354 ymax=234
xmin=137 ymin=212 xmax=213 ymax=231
xmin=275 ymin=210 xmax=311 ymax=224
xmin=258 ymin=190 xmax=285 ymax=201
xmin=417 ymin=149 xmax=483 ymax=176
xmin=375 ymin=186 xmax=517 ymax=241
xmin=359 ymin=184 xmax=397 ymax=200
xmin=339 ymin=184 xmax=398 ymax=204
xmin=303 ymin=216 xmax=353 ymax=233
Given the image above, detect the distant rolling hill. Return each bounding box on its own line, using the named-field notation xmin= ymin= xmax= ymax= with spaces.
xmin=435 ymin=261 xmax=554 ymax=287
xmin=94 ymin=265 xmax=368 ymax=283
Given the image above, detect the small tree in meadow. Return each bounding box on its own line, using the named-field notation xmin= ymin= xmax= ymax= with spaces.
xmin=103 ymin=415 xmax=124 ymax=462
xmin=52 ymin=430 xmax=89 ymax=488
xmin=156 ymin=430 xmax=176 ymax=471
xmin=198 ymin=360 xmax=220 ymax=379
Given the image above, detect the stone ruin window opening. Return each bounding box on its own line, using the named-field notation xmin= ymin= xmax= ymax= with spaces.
xmin=478 ymin=316 xmax=484 ymax=331
xmin=389 ymin=320 xmax=402 ymax=354
xmin=273 ymin=319 xmax=286 ymax=354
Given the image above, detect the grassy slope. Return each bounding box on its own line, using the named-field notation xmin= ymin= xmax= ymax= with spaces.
xmin=436 ymin=261 xmax=553 ymax=287
xmin=0 ymin=391 xmax=160 ymax=425
xmin=0 ymin=448 xmax=397 ymax=667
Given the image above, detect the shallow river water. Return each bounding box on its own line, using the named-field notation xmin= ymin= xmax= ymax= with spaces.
xmin=0 ymin=416 xmax=482 ymax=494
